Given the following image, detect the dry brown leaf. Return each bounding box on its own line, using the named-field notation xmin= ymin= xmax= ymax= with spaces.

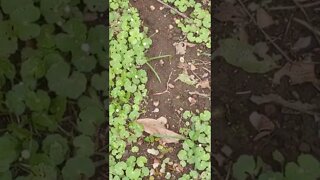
xmin=256 ymin=8 xmax=274 ymax=28
xmin=153 ymin=159 xmax=160 ymax=169
xmin=273 ymin=62 xmax=318 ymax=85
xmin=249 ymin=111 xmax=275 ymax=131
xmin=196 ymin=79 xmax=211 ymax=89
xmin=214 ymin=2 xmax=246 ymax=23
xmin=250 ymin=93 xmax=318 ymax=115
xmin=249 ymin=111 xmax=274 ymax=141
xmin=173 ymin=41 xmax=195 ymax=55
xmin=253 ymin=131 xmax=272 ymax=141
xmin=136 ymin=117 xmax=184 ymax=144
xmin=292 ymin=36 xmax=312 ymax=51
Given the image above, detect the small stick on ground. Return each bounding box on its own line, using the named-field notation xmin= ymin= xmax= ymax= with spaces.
xmin=292 ymin=0 xmax=320 ymax=45
xmin=293 ymin=17 xmax=320 ymax=37
xmin=236 ymin=0 xmax=294 ymax=63
xmin=154 ymin=72 xmax=173 ymax=95
xmin=155 ymin=0 xmax=189 ymax=19
xmin=269 ymin=1 xmax=320 ymax=10
xmin=189 ymin=91 xmax=210 ymax=99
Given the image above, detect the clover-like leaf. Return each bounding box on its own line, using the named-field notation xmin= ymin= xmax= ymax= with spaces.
xmin=137 ymin=156 xmax=147 ymax=168
xmin=37 ymin=24 xmax=56 ymax=48
xmin=55 ymin=18 xmax=87 ymax=53
xmin=30 ymin=163 xmax=57 ymax=180
xmin=42 ymin=134 xmax=69 ymax=165
xmin=40 ymin=0 xmax=71 ymax=24
xmin=10 ymin=4 xmax=41 ymax=40
xmin=0 ymin=134 xmax=19 ymax=173
xmin=0 ymin=21 xmax=18 ymax=57
xmin=73 ymin=135 xmax=94 ymax=157
xmin=25 ymin=90 xmax=50 ymax=112
xmin=62 ymin=156 xmax=95 ymax=180
xmin=83 ymin=0 xmax=107 ymax=12
xmin=71 ymin=51 xmax=96 ymax=72
xmin=49 ymin=96 xmax=67 ymax=119
xmin=0 ymin=58 xmax=15 ymax=88
xmin=21 ymin=56 xmax=46 ymax=88
xmin=79 ymin=106 xmax=105 ymax=125
xmin=32 ymin=112 xmax=58 ymax=131
xmin=232 ymin=155 xmax=256 ymax=180
xmin=91 ymin=71 xmax=106 ymax=91
xmin=200 ymin=110 xmax=211 ymax=121
xmin=46 ymin=60 xmax=87 ymax=99
xmin=5 ymin=83 xmax=29 ymax=115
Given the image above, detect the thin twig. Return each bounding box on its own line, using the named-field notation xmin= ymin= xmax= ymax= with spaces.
xmin=292 ymin=0 xmax=320 ymax=45
xmin=155 ymin=0 xmax=189 ymax=19
xmin=237 ymin=0 xmax=294 ymax=63
xmin=154 ymin=72 xmax=173 ymax=95
xmin=282 ymin=13 xmax=293 ymax=42
xmin=293 ymin=17 xmax=320 ymax=37
xmin=269 ymin=1 xmax=320 ymax=10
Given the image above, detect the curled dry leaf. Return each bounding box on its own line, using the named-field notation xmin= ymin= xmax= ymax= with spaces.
xmin=256 ymin=8 xmax=274 ymax=28
xmin=214 ymin=2 xmax=246 ymax=23
xmin=173 ymin=41 xmax=195 ymax=55
xmin=250 ymin=94 xmax=318 ymax=116
xmin=273 ymin=62 xmax=320 ymax=90
xmin=249 ymin=112 xmax=275 ymax=131
xmin=188 ymin=97 xmax=197 ymax=105
xmin=292 ymin=36 xmax=312 ymax=51
xmin=196 ymin=79 xmax=211 ymax=89
xmin=136 ymin=117 xmax=184 ymax=144
xmin=153 ymin=159 xmax=160 ymax=169
xmin=249 ymin=111 xmax=275 ymax=141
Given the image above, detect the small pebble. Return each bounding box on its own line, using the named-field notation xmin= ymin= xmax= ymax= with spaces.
xmin=160 ymin=59 xmax=164 ymax=65
xmin=160 ymin=6 xmax=164 ymax=10
xmin=153 ymin=101 xmax=159 ymax=107
xmin=168 ymin=83 xmax=175 ymax=88
xmin=169 ymin=24 xmax=173 ymax=29
xmin=153 ymin=108 xmax=159 ymax=113
xmin=179 ymin=56 xmax=185 ymax=62
xmin=150 ymin=5 xmax=155 ymax=11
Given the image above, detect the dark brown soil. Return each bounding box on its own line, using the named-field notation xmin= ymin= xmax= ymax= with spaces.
xmin=127 ymin=0 xmax=211 ymax=179
xmin=213 ymin=0 xmax=320 ymax=178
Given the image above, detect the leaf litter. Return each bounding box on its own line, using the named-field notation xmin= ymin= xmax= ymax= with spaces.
xmin=136 ymin=117 xmax=185 ymax=144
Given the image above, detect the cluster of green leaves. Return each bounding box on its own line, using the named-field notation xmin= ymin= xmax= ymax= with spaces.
xmin=0 ymin=0 xmax=107 ymax=179
xmin=232 ymin=152 xmax=320 ymax=180
xmin=163 ymin=0 xmax=211 ymax=48
xmin=177 ymin=110 xmax=211 ymax=179
xmin=163 ymin=0 xmax=196 ymax=12
xmin=109 ymin=0 xmax=152 ymax=179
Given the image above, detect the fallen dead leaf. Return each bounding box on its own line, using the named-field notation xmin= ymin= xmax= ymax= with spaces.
xmin=147 ymin=148 xmax=159 ymax=156
xmin=188 ymin=97 xmax=197 ymax=105
xmin=173 ymin=41 xmax=195 ymax=55
xmin=249 ymin=111 xmax=275 ymax=131
xmin=153 ymin=159 xmax=160 ymax=169
xmin=256 ymin=8 xmax=274 ymax=28
xmin=214 ymin=2 xmax=246 ymax=23
xmin=153 ymin=101 xmax=159 ymax=107
xmin=136 ymin=117 xmax=184 ymax=144
xmin=292 ymin=36 xmax=312 ymax=51
xmin=249 ymin=111 xmax=275 ymax=141
xmin=196 ymin=79 xmax=211 ymax=89
xmin=250 ymin=94 xmax=318 ymax=116
xmin=273 ymin=62 xmax=320 ymax=90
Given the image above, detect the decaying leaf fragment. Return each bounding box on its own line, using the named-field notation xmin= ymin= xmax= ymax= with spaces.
xmin=214 ymin=2 xmax=246 ymax=23
xmin=249 ymin=111 xmax=275 ymax=141
xmin=136 ymin=117 xmax=184 ymax=144
xmin=256 ymin=8 xmax=274 ymax=28
xmin=214 ymin=38 xmax=279 ymax=73
xmin=173 ymin=41 xmax=195 ymax=55
xmin=273 ymin=62 xmax=320 ymax=90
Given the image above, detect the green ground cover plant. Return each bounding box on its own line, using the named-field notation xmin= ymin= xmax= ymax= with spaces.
xmin=0 ymin=0 xmax=107 ymax=179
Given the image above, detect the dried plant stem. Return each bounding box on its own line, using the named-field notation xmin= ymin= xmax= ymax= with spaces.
xmin=236 ymin=0 xmax=294 ymax=63
xmin=155 ymin=0 xmax=189 ymax=19
xmin=154 ymin=72 xmax=173 ymax=95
